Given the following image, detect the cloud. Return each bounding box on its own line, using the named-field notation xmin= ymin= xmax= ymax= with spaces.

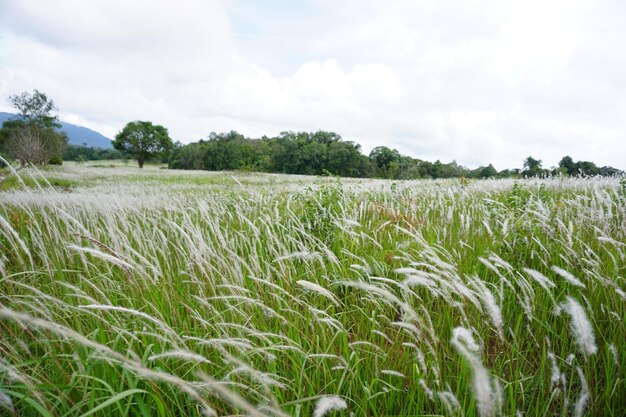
xmin=0 ymin=0 xmax=624 ymax=170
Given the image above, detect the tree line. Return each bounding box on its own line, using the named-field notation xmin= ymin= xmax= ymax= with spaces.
xmin=167 ymin=130 xmax=622 ymax=179
xmin=1 ymin=90 xmax=622 ymax=179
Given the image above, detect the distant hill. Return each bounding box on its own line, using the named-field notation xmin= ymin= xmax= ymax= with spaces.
xmin=0 ymin=112 xmax=113 ymax=148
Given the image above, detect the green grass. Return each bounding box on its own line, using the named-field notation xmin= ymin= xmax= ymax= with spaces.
xmin=0 ymin=173 xmax=77 ymax=191
xmin=0 ymin=165 xmax=624 ymax=416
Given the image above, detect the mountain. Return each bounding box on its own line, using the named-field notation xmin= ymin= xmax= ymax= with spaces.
xmin=0 ymin=112 xmax=113 ymax=148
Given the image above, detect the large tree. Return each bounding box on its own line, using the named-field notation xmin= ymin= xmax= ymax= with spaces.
xmin=113 ymin=121 xmax=173 ymax=168
xmin=369 ymin=146 xmax=401 ymax=178
xmin=0 ymin=89 xmax=67 ymax=165
xmin=522 ymin=156 xmax=544 ymax=177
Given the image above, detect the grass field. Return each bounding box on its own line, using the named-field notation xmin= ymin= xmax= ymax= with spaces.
xmin=1 ymin=162 xmax=625 ymax=416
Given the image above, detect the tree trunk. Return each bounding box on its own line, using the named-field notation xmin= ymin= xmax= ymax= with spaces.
xmin=138 ymin=157 xmax=144 ymax=168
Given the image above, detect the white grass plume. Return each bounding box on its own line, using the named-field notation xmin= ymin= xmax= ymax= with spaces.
xmin=451 ymin=327 xmax=481 ymax=353
xmin=0 ymin=389 xmax=13 ymax=412
xmin=471 ymin=277 xmax=503 ymax=339
xmin=437 ymin=390 xmax=460 ymax=414
xmin=523 ymin=268 xmax=556 ymax=291
xmin=450 ymin=327 xmax=501 ymax=417
xmin=78 ymin=304 xmax=179 ymax=340
xmin=381 ymin=369 xmax=405 ymax=378
xmin=574 ymin=367 xmax=590 ymax=417
xmin=313 ymin=395 xmax=347 ymax=417
xmin=560 ymin=297 xmax=597 ymax=356
xmin=68 ymin=244 xmax=133 ymax=270
xmin=550 ymin=266 xmax=585 ymax=288
xmin=334 ymin=280 xmax=418 ymax=322
xmin=296 ymin=280 xmax=339 ymax=306
xmin=547 ymin=351 xmax=561 ymax=388
xmin=148 ymin=349 xmax=212 ymax=364
xmin=0 ymin=214 xmax=33 ymax=266
xmin=274 ymin=251 xmax=321 ymax=262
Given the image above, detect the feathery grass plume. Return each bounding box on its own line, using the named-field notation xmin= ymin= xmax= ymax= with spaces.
xmin=451 ymin=327 xmax=481 ymax=353
xmin=296 ymin=280 xmax=339 ymax=306
xmin=148 ymin=350 xmax=213 ymax=364
xmin=78 ymin=304 xmax=180 ymax=340
xmin=381 ymin=369 xmax=405 ymax=378
xmin=418 ymin=379 xmax=434 ymax=400
xmin=223 ymin=353 xmax=287 ymax=389
xmin=547 ymin=351 xmax=561 ymax=388
xmin=574 ymin=367 xmax=590 ymax=417
xmin=450 ymin=327 xmax=501 ymax=417
xmin=470 ymin=277 xmax=503 ymax=339
xmin=197 ymin=374 xmax=282 ymax=417
xmin=437 ymin=390 xmax=460 ymax=414
xmin=334 ymin=280 xmax=418 ymax=322
xmin=68 ymin=244 xmax=134 ymax=270
xmin=0 ymin=214 xmax=33 ymax=267
xmin=608 ymin=344 xmax=619 ymax=366
xmin=560 ymin=297 xmax=597 ymax=356
xmin=312 ymin=395 xmax=348 ymax=417
xmin=0 ymin=387 xmax=14 ymax=413
xmin=274 ymin=251 xmax=321 ymax=262
xmin=550 ymin=265 xmax=585 ymax=288
xmin=523 ymin=268 xmax=556 ymax=291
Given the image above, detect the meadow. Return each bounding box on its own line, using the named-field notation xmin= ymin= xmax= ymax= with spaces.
xmin=0 ymin=161 xmax=624 ymax=416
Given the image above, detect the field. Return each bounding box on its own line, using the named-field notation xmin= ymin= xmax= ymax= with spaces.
xmin=0 ymin=162 xmax=624 ymax=416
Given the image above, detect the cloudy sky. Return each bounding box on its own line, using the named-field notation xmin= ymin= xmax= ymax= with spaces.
xmin=1 ymin=0 xmax=624 ymax=170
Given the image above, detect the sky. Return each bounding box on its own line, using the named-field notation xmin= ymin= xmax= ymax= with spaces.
xmin=0 ymin=0 xmax=624 ymax=170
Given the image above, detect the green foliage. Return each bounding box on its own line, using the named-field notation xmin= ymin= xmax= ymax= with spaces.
xmin=169 ymin=130 xmax=371 ymax=177
xmin=475 ymin=163 xmax=498 ymax=179
xmin=9 ymin=89 xmax=60 ymax=127
xmin=522 ymin=156 xmax=546 ymax=177
xmin=369 ymin=146 xmax=401 ymax=178
xmin=167 ymin=131 xmax=622 ymax=181
xmin=63 ymin=144 xmax=124 ymax=161
xmin=0 ymin=173 xmax=76 ymax=191
xmin=113 ymin=121 xmax=173 ymax=168
xmin=48 ymin=155 xmax=63 ymax=165
xmin=0 ymin=90 xmax=66 ymax=165
xmin=298 ymin=177 xmax=344 ymax=242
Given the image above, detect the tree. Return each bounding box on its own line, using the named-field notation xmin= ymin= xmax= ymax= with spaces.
xmin=113 ymin=121 xmax=173 ymax=168
xmin=558 ymin=156 xmax=575 ymax=176
xmin=369 ymin=146 xmax=401 ymax=178
xmin=476 ymin=164 xmax=498 ymax=179
xmin=0 ymin=90 xmax=67 ymax=165
xmin=522 ymin=156 xmax=544 ymax=177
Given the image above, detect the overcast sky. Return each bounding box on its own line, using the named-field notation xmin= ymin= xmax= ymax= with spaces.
xmin=1 ymin=0 xmax=624 ymax=170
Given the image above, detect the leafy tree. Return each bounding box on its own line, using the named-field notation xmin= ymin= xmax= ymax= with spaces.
xmin=574 ymin=160 xmax=599 ymax=176
xmin=113 ymin=121 xmax=173 ymax=168
xmin=369 ymin=146 xmax=401 ymax=178
xmin=0 ymin=90 xmax=67 ymax=165
xmin=522 ymin=156 xmax=544 ymax=177
xmin=476 ymin=164 xmax=498 ymax=179
xmin=598 ymin=166 xmax=622 ymax=176
xmin=558 ymin=156 xmax=575 ymax=176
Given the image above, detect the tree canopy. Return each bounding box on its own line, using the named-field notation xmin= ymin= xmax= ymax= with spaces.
xmin=0 ymin=90 xmax=67 ymax=165
xmin=113 ymin=121 xmax=173 ymax=168
xmin=168 ymin=131 xmax=622 ymax=180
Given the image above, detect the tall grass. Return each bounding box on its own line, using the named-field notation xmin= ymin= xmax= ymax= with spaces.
xmin=0 ymin=164 xmax=624 ymax=416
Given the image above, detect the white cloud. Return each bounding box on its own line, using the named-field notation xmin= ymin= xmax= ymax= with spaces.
xmin=0 ymin=0 xmax=624 ymax=170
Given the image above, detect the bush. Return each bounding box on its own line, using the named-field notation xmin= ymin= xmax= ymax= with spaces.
xmin=49 ymin=155 xmax=63 ymax=165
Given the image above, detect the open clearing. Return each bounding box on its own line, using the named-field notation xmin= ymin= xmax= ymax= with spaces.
xmin=0 ymin=162 xmax=624 ymax=416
